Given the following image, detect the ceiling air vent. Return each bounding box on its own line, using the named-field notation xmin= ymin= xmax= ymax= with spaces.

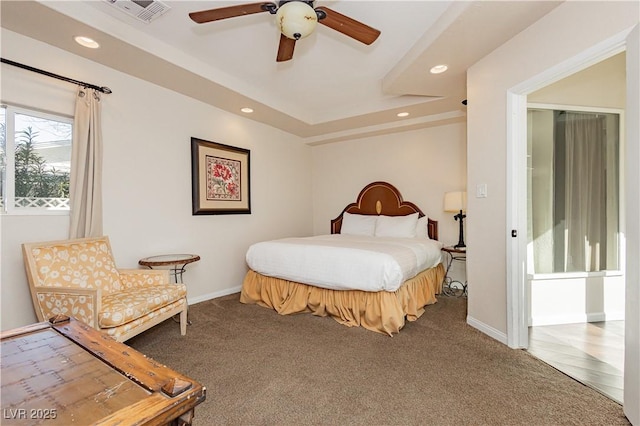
xmin=105 ymin=0 xmax=170 ymax=23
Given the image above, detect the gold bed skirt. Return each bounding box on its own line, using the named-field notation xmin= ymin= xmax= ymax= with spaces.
xmin=239 ymin=263 xmax=444 ymax=336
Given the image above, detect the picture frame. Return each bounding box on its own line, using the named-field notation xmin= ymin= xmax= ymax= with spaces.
xmin=191 ymin=137 xmax=251 ymax=215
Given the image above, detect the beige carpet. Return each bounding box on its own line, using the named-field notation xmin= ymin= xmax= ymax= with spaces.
xmin=127 ymin=294 xmax=629 ymax=425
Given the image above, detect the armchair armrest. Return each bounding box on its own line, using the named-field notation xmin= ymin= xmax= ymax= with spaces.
xmin=32 ymin=286 xmax=101 ymax=329
xmin=119 ymin=269 xmax=170 ymax=288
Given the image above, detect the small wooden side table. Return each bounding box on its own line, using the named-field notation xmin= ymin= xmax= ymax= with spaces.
xmin=441 ymin=246 xmax=467 ymax=297
xmin=139 ymin=254 xmax=200 ymax=284
xmin=139 ymin=254 xmax=200 ymax=326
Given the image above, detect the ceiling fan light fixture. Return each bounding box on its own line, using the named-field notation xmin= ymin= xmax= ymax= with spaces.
xmin=276 ymin=1 xmax=318 ymax=40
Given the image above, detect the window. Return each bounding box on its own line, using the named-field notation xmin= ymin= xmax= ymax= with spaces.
xmin=0 ymin=105 xmax=73 ymax=214
xmin=527 ymin=107 xmax=620 ymax=273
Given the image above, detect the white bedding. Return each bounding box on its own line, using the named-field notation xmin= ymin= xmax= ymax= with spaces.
xmin=246 ymin=234 xmax=444 ymax=292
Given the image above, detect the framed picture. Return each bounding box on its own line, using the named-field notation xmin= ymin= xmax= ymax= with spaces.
xmin=191 ymin=137 xmax=251 ymax=215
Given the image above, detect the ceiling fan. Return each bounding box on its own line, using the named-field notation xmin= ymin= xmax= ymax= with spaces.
xmin=189 ymin=1 xmax=381 ymax=62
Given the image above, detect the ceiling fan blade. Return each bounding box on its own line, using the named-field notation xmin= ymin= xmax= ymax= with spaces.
xmin=189 ymin=2 xmax=275 ymax=24
xmin=315 ymin=6 xmax=380 ymax=45
xmin=276 ymin=34 xmax=296 ymax=62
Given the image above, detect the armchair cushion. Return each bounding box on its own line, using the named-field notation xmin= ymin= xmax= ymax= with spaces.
xmin=28 ymin=241 xmax=123 ymax=294
xmin=119 ymin=269 xmax=172 ymax=289
xmin=99 ymin=283 xmax=186 ymax=328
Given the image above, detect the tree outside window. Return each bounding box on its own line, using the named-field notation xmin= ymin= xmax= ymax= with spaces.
xmin=1 ymin=106 xmax=72 ymax=213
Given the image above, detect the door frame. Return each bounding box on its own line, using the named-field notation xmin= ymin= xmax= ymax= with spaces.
xmin=505 ymin=33 xmax=628 ymax=348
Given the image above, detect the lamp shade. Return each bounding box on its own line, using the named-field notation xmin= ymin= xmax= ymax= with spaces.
xmin=276 ymin=1 xmax=318 ymax=40
xmin=444 ymin=191 xmax=467 ymax=212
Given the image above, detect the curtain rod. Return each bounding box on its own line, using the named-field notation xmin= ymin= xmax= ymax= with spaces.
xmin=1 ymin=58 xmax=112 ymax=94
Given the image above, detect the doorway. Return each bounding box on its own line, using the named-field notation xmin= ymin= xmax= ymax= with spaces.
xmin=523 ymin=55 xmax=626 ymax=404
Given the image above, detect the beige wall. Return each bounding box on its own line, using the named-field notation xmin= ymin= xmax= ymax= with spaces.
xmin=0 ymin=30 xmax=313 ymax=330
xmin=623 ymin=24 xmax=640 ymax=425
xmin=311 ymin=121 xmax=467 ymax=240
xmin=529 ymin=52 xmax=626 ymax=107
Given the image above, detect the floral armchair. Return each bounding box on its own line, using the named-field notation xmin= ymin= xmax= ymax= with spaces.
xmin=22 ymin=236 xmax=188 ymax=342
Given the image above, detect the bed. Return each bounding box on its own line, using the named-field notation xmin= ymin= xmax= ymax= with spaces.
xmin=239 ymin=181 xmax=445 ymax=335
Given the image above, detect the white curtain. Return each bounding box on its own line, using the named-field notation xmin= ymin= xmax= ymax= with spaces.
xmin=69 ymin=87 xmax=103 ymax=238
xmin=528 ymin=109 xmax=619 ymax=274
xmin=562 ymin=112 xmax=617 ymax=272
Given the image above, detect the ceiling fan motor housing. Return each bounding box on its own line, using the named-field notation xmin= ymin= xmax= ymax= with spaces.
xmin=275 ymin=1 xmax=326 ymax=19
xmin=276 ymin=0 xmax=319 ymax=40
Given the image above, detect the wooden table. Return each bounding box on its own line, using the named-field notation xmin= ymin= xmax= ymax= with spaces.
xmin=1 ymin=315 xmax=206 ymax=425
xmin=139 ymin=254 xmax=201 ymax=284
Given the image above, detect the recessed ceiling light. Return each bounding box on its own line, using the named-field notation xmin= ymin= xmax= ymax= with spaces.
xmin=397 ymin=112 xmax=410 ymax=117
xmin=430 ymin=64 xmax=448 ymax=74
xmin=74 ymin=36 xmax=100 ymax=49
xmin=240 ymin=107 xmax=254 ymax=114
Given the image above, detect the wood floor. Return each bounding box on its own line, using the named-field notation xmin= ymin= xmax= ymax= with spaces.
xmin=528 ymin=321 xmax=625 ymax=404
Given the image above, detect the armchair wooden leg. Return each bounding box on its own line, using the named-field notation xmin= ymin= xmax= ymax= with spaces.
xmin=180 ymin=307 xmax=188 ymax=336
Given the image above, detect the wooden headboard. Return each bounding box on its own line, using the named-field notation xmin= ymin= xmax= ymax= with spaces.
xmin=330 ymin=181 xmax=438 ymax=240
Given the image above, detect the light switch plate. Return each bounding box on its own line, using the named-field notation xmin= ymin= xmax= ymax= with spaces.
xmin=476 ymin=183 xmax=488 ymax=198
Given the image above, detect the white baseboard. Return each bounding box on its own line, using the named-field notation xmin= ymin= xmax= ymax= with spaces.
xmin=588 ymin=311 xmax=625 ymax=322
xmin=187 ymin=285 xmax=242 ymax=306
xmin=467 ymin=315 xmax=508 ymax=345
xmin=530 ymin=310 xmax=626 ymax=326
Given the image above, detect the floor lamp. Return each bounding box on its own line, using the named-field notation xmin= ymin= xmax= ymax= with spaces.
xmin=444 ymin=191 xmax=467 ymax=248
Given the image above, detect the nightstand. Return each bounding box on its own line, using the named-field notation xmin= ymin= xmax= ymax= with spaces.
xmin=441 ymin=246 xmax=467 ymax=297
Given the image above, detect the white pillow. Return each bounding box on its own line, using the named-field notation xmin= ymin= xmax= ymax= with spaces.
xmin=341 ymin=212 xmax=377 ymax=236
xmin=374 ymin=213 xmax=419 ymax=238
xmin=415 ymin=216 xmax=432 ymax=239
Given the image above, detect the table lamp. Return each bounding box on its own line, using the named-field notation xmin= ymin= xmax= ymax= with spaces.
xmin=444 ymin=191 xmax=467 ymax=248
